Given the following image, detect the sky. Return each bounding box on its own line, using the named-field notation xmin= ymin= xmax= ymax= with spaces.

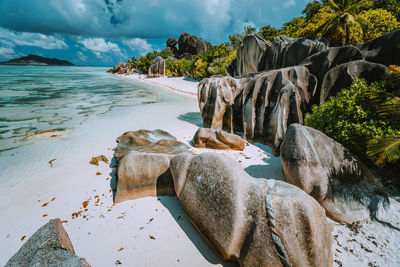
xmin=0 ymin=0 xmax=311 ymax=66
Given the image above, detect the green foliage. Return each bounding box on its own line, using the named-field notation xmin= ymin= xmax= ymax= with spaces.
xmin=373 ymin=0 xmax=400 ymax=21
xmin=302 ymin=0 xmax=324 ymax=21
xmin=257 ymin=25 xmax=280 ymax=42
xmin=279 ymin=17 xmax=307 ymax=38
xmin=159 ymin=48 xmax=174 ymax=59
xmin=367 ymin=136 xmax=400 ymax=166
xmin=229 ymin=26 xmax=256 ymax=48
xmin=165 ymin=58 xmax=191 ymax=76
xmin=304 ymin=78 xmax=400 ymax=162
xmin=359 ymin=8 xmax=400 ymax=41
xmin=136 ymin=51 xmax=159 ymax=73
xmin=192 ymin=59 xmax=208 ymax=78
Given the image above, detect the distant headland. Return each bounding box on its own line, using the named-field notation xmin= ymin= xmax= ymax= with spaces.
xmin=1 ymin=54 xmax=74 ymax=66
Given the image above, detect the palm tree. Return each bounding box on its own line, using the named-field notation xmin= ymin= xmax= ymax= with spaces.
xmin=314 ymin=0 xmax=372 ymax=45
xmin=367 ymin=90 xmax=400 ymax=166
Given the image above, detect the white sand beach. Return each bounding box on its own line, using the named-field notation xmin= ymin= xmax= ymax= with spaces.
xmin=1 ymin=75 xmax=399 ymax=267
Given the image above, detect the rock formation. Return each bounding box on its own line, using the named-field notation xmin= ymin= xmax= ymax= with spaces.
xmin=226 ymin=35 xmax=269 ymax=77
xmin=227 ymin=35 xmax=328 ymax=77
xmin=320 ymin=60 xmax=388 ymax=103
xmin=170 ymin=152 xmax=333 ymax=267
xmin=107 ymin=62 xmax=136 ymax=74
xmin=114 ymin=129 xmax=189 ymax=162
xmin=6 ymin=219 xmax=90 ymax=267
xmin=147 ymin=56 xmax=165 ymax=78
xmin=167 ymin=32 xmax=212 ymax=59
xmin=192 ymin=128 xmax=245 ymax=150
xmin=280 ymin=124 xmax=388 ymax=224
xmin=198 ymin=66 xmax=318 ymax=155
xmin=360 ymin=29 xmax=400 ymax=67
xmin=114 ymin=129 xmax=189 ymax=203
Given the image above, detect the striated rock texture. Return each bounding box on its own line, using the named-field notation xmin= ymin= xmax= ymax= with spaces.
xmin=198 ymin=66 xmax=318 ymax=155
xmin=192 ymin=128 xmax=245 ymax=150
xmin=320 ymin=60 xmax=387 ymax=103
xmin=170 ymin=152 xmax=332 ymax=267
xmin=147 ymin=56 xmax=165 ymax=78
xmin=280 ymin=124 xmax=388 ymax=224
xmin=227 ymin=35 xmax=269 ymax=77
xmin=107 ymin=62 xmax=136 ymax=74
xmin=227 ymin=35 xmax=328 ymax=77
xmin=6 ymin=219 xmax=90 ymax=267
xmin=114 ymin=129 xmax=189 ymax=203
xmin=360 ymin=29 xmax=400 ymax=67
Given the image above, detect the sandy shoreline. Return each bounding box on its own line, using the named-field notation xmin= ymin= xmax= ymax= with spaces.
xmin=1 ymin=74 xmax=399 ymax=267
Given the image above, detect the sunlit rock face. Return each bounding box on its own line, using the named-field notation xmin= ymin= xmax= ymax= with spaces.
xmin=199 ymin=66 xmax=317 ymax=155
xmin=114 ymin=129 xmax=190 ymax=203
xmin=170 ymin=152 xmax=333 ymax=267
xmin=192 ymin=127 xmax=245 ymax=151
xmin=6 ymin=219 xmax=90 ymax=267
xmin=280 ymin=124 xmax=387 ymax=224
xmin=148 ymin=56 xmax=165 ymax=78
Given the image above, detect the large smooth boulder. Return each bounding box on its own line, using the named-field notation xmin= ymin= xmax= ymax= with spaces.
xmin=116 ymin=152 xmax=175 ymax=202
xmin=262 ymin=35 xmax=328 ymax=72
xmin=170 ymin=153 xmax=332 ymax=267
xmin=302 ymin=45 xmax=364 ymax=104
xmin=199 ymin=66 xmax=318 ymax=155
xmin=177 ymin=32 xmax=212 ymax=58
xmin=114 ymin=129 xmax=189 ymax=162
xmin=280 ymin=124 xmax=386 ymax=224
xmin=147 ymin=56 xmax=165 ymax=78
xmin=198 ymin=75 xmax=248 ymax=130
xmin=320 ymin=60 xmax=388 ymax=103
xmin=227 ymin=35 xmax=328 ymax=77
xmin=360 ymin=29 xmax=400 ymax=66
xmin=227 ymin=35 xmax=269 ymax=77
xmin=192 ymin=128 xmax=245 ymax=150
xmin=114 ymin=129 xmax=189 ymax=203
xmin=6 ymin=219 xmax=90 ymax=267
xmin=166 ymin=38 xmax=179 ymax=56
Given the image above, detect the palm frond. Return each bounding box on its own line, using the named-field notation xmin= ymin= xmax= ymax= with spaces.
xmin=367 ymin=136 xmax=400 ymax=165
xmin=367 ymin=91 xmax=400 ymax=122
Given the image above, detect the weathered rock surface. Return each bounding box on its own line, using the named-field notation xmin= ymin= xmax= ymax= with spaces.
xmin=227 ymin=35 xmax=269 ymax=77
xmin=107 ymin=62 xmax=136 ymax=74
xmin=280 ymin=124 xmax=386 ymax=224
xmin=116 ymin=152 xmax=175 ymax=202
xmin=360 ymin=29 xmax=400 ymax=67
xmin=166 ymin=38 xmax=179 ymax=56
xmin=6 ymin=219 xmax=90 ymax=267
xmin=114 ymin=129 xmax=189 ymax=162
xmin=262 ymin=36 xmax=328 ymax=73
xmin=170 ymin=152 xmax=332 ymax=267
xmin=320 ymin=60 xmax=388 ymax=102
xmin=302 ymin=45 xmax=363 ymax=103
xmin=227 ymin=35 xmax=328 ymax=77
xmin=177 ymin=32 xmax=212 ymax=58
xmin=147 ymin=56 xmax=165 ymax=78
xmin=198 ymin=75 xmax=248 ymax=130
xmin=192 ymin=128 xmax=245 ymax=150
xmin=114 ymin=129 xmax=189 ymax=202
xmin=199 ymin=66 xmax=318 ymax=155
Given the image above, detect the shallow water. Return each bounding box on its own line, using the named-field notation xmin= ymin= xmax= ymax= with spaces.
xmin=0 ymin=66 xmax=192 ymax=152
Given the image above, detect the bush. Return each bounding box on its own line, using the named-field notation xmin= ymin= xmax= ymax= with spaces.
xmin=305 ymin=78 xmax=400 ymax=162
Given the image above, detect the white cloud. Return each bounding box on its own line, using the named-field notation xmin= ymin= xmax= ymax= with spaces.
xmin=0 ymin=27 xmax=68 ymax=49
xmin=122 ymin=38 xmax=152 ymax=56
xmin=77 ymin=51 xmax=88 ymax=61
xmin=0 ymin=38 xmax=25 ymax=60
xmin=283 ymin=0 xmax=296 ymax=8
xmin=78 ymin=37 xmax=127 ymax=60
xmin=0 ymin=0 xmax=306 ymax=44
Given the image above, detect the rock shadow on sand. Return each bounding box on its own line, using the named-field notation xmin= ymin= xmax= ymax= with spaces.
xmin=178 ymin=112 xmax=203 ymax=128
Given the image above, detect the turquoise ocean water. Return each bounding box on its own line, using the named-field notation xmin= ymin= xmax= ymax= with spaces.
xmin=0 ymin=65 xmax=191 ymax=153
